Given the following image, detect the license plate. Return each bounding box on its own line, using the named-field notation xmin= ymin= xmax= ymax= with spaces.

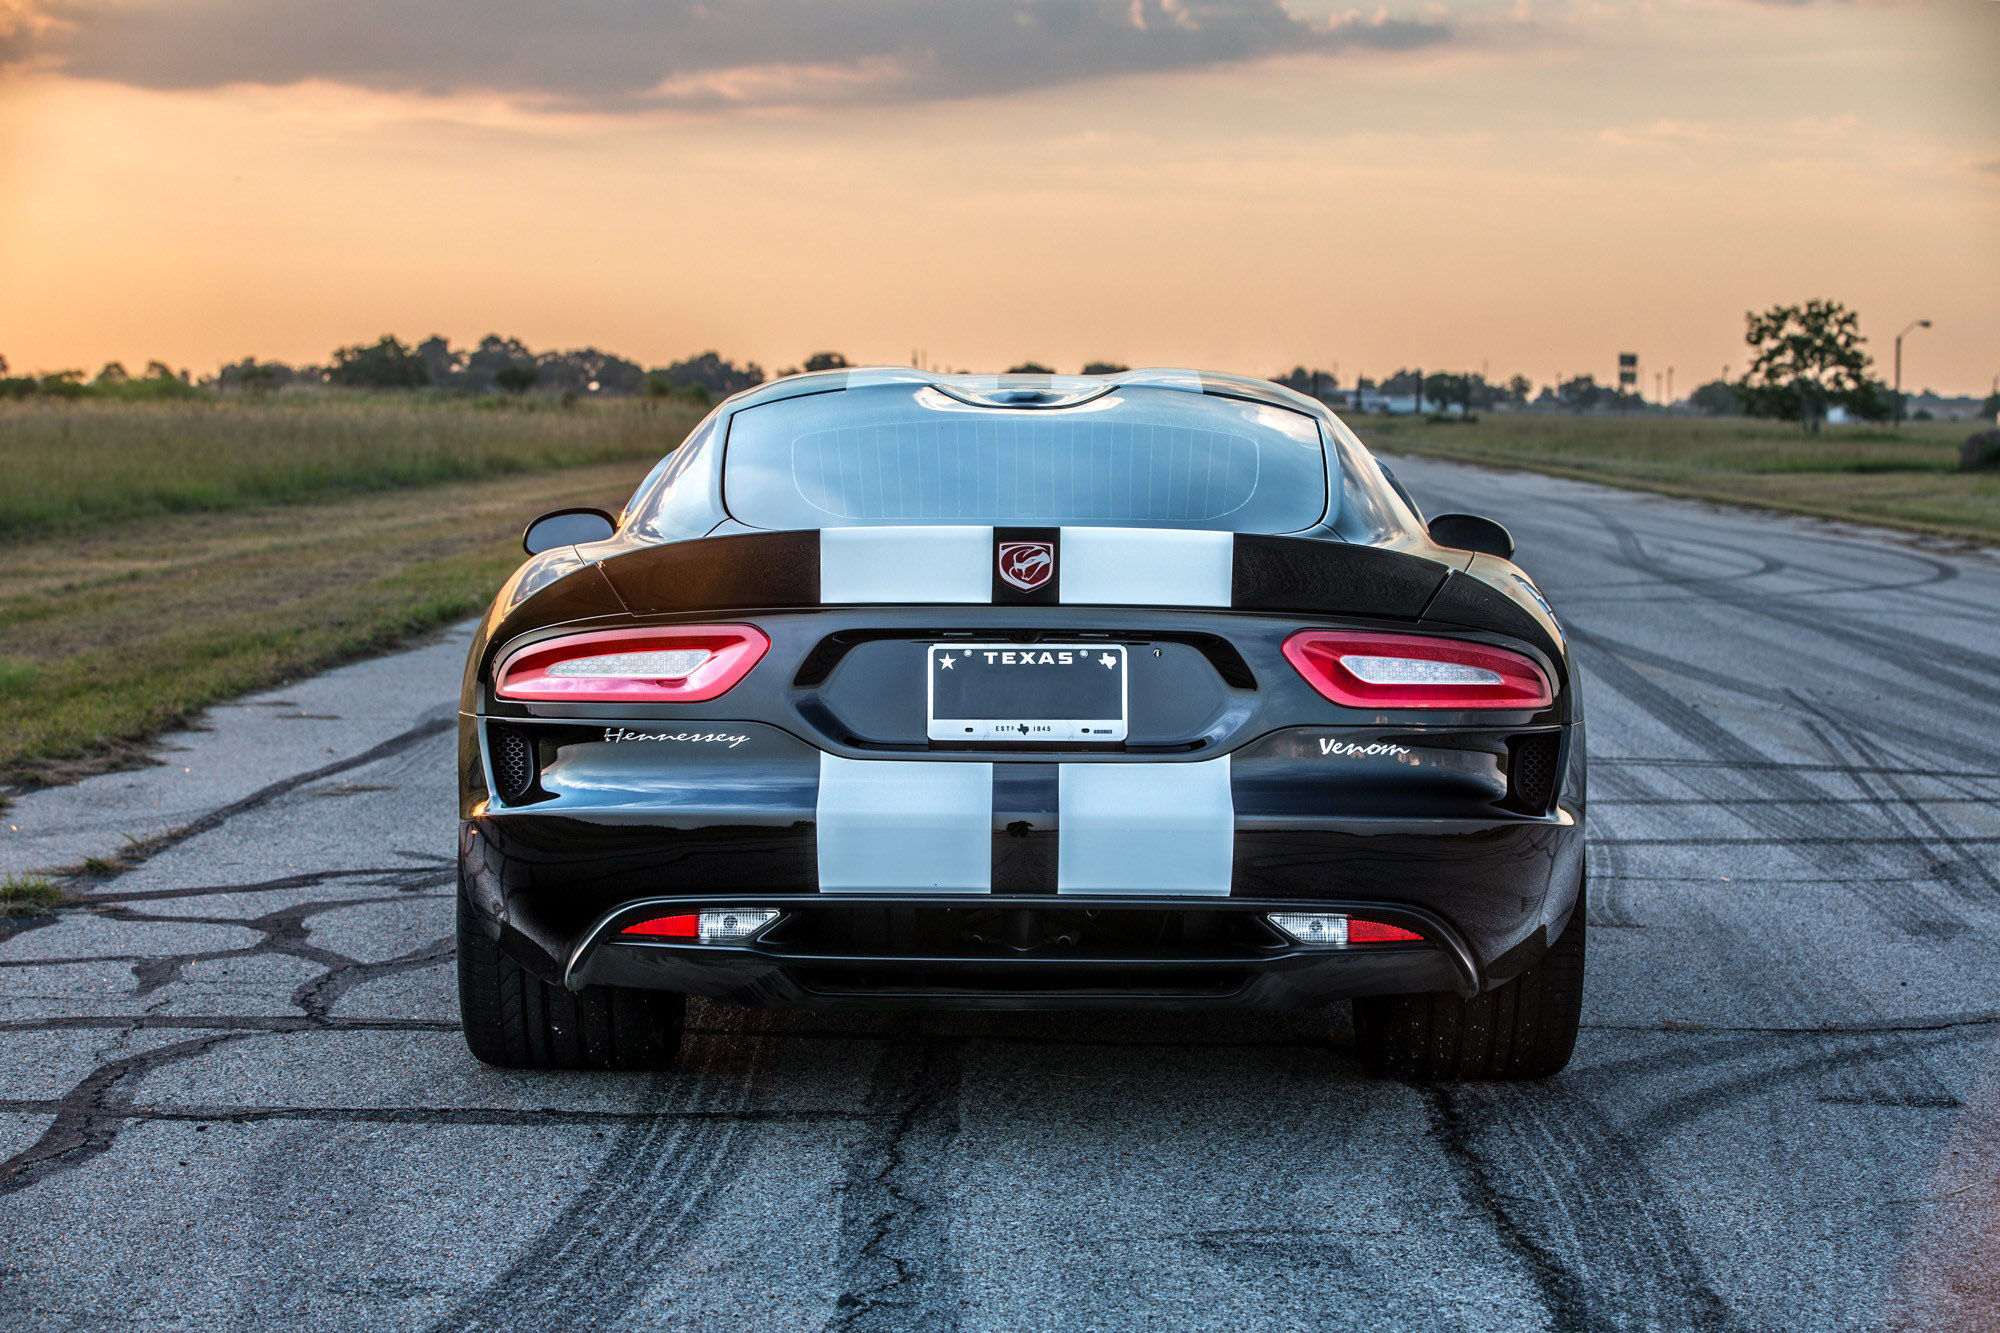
xmin=927 ymin=643 xmax=1127 ymax=742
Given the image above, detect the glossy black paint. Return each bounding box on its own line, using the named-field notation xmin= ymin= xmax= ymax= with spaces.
xmin=458 ymin=370 xmax=1587 ymax=1010
xmin=1427 ymin=512 xmax=1517 ymax=560
xmin=522 ymin=506 xmax=617 ymax=555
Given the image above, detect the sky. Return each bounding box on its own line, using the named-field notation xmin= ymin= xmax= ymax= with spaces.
xmin=1 ymin=0 xmax=1995 ymax=396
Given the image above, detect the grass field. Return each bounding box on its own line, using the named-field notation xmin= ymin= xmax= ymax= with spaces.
xmin=0 ymin=394 xmax=705 ymax=796
xmin=1 ymin=395 xmax=1993 ymax=800
xmin=0 ymin=394 xmax=704 ymax=537
xmin=1355 ymin=414 xmax=1996 ymax=543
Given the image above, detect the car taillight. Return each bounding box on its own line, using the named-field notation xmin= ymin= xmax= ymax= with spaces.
xmin=1282 ymin=631 xmax=1552 ymax=710
xmin=495 ymin=626 xmax=769 ymax=703
xmin=621 ymin=909 xmax=780 ymax=942
xmin=1267 ymin=913 xmax=1425 ymax=945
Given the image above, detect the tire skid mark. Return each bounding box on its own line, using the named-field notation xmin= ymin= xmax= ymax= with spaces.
xmin=427 ymin=1036 xmax=774 ymax=1333
xmin=1578 ymin=505 xmax=2000 ymax=711
xmin=1423 ymin=1083 xmax=1743 ymax=1332
xmin=1612 ymin=1026 xmax=1974 ymax=1145
xmin=1789 ymin=693 xmax=2000 ymax=905
xmin=825 ymin=1037 xmax=965 ymax=1333
xmin=1593 ymin=757 xmax=2000 ymax=784
xmin=1574 ymin=637 xmax=1972 ymax=939
xmin=0 ymin=1100 xmax=862 ymax=1127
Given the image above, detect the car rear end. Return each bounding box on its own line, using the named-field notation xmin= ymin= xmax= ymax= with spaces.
xmin=457 ymin=371 xmax=1585 ymax=1074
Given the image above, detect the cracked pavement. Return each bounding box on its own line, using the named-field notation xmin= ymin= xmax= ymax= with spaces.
xmin=2 ymin=458 xmax=1997 ymax=1330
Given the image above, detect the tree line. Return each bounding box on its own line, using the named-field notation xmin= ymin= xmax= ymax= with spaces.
xmin=3 ymin=301 xmax=1970 ymax=430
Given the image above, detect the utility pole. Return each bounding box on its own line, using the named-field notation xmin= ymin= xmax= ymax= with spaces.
xmin=1894 ymin=319 xmax=1932 ymax=428
xmin=1667 ymin=367 xmax=1674 ymax=405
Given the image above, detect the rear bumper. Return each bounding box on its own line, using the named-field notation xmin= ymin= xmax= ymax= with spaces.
xmin=459 ymin=711 xmax=1587 ymax=1009
xmin=562 ymin=893 xmax=1475 ymax=1010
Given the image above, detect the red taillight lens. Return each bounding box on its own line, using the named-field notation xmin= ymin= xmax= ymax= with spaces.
xmin=1348 ymin=919 xmax=1424 ymax=944
xmin=622 ymin=914 xmax=699 ymax=938
xmin=495 ymin=626 xmax=769 ymax=703
xmin=1282 ymin=631 xmax=1552 ymax=710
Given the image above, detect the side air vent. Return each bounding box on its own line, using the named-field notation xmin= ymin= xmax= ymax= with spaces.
xmin=1506 ymin=733 xmax=1561 ymax=815
xmin=489 ymin=725 xmax=540 ymax=804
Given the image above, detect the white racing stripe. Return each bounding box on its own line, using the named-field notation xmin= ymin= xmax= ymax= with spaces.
xmin=1056 ymin=757 xmax=1234 ymax=895
xmin=815 ymin=754 xmax=993 ymax=892
xmin=1058 ymin=528 xmax=1233 ymax=607
xmin=820 ymin=526 xmax=993 ymax=603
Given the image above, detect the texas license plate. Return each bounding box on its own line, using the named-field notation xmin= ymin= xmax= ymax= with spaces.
xmin=927 ymin=643 xmax=1127 ymax=742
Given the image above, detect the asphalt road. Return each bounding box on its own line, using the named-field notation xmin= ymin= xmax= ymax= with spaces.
xmin=3 ymin=458 xmax=1997 ymax=1331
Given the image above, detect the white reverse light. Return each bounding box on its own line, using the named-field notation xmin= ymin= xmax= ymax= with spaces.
xmin=1338 ymin=655 xmax=1504 ymax=686
xmin=698 ymin=908 xmax=780 ymax=943
xmin=1268 ymin=912 xmax=1348 ymax=946
xmin=547 ymin=649 xmax=712 ymax=678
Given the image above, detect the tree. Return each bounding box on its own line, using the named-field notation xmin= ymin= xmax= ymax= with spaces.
xmin=493 ymin=363 xmax=539 ymax=395
xmin=1423 ymin=372 xmax=1477 ymax=415
xmin=1737 ymin=299 xmax=1879 ymax=434
xmin=1271 ymin=366 xmax=1337 ymax=398
xmin=1506 ymin=374 xmax=1533 ymax=404
xmin=1081 ymin=361 xmax=1128 ymax=375
xmin=95 ymin=361 xmax=129 ymax=384
xmin=1006 ymin=362 xmax=1055 ymax=374
xmin=417 ymin=335 xmax=464 ymax=387
xmin=1688 ymin=379 xmax=1741 ymax=415
xmin=649 ymin=351 xmax=763 ymax=398
xmin=329 ymin=335 xmax=431 ymax=390
xmin=463 ymin=335 xmax=536 ymax=391
xmin=37 ymin=369 xmax=88 ymax=399
xmin=803 ymin=351 xmax=849 ymax=373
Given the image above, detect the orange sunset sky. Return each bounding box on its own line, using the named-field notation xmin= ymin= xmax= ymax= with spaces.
xmin=1 ymin=0 xmax=1995 ymax=395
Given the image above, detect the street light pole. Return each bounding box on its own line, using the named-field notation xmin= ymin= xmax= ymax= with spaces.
xmin=1894 ymin=319 xmax=1932 ymax=428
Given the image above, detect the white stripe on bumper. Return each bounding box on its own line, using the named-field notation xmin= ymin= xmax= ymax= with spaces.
xmin=815 ymin=754 xmax=993 ymax=892
xmin=1058 ymin=527 xmax=1232 ymax=607
xmin=819 ymin=526 xmax=993 ymax=603
xmin=1055 ymin=757 xmax=1234 ymax=895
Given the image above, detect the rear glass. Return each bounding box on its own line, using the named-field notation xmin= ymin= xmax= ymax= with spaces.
xmin=720 ymin=385 xmax=1330 ymax=533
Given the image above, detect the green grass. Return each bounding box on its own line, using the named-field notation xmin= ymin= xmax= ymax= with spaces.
xmin=0 ymin=873 xmax=66 ymax=915
xmin=0 ymin=394 xmax=705 ymax=539
xmin=1354 ymin=414 xmax=1996 ymax=543
xmin=0 ymin=458 xmax=671 ymax=790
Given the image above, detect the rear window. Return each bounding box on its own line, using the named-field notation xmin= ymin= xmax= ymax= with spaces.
xmin=720 ymin=385 xmax=1331 ymax=533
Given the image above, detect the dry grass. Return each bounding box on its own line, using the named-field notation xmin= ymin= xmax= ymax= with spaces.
xmin=0 ymin=393 xmax=704 ymax=537
xmin=1356 ymin=414 xmax=1996 ymax=543
xmin=0 ymin=457 xmax=664 ymax=791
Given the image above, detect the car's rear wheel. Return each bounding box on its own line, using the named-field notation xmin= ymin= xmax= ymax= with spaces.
xmin=456 ymin=894 xmax=685 ymax=1070
xmin=1351 ymin=880 xmax=1585 ymax=1081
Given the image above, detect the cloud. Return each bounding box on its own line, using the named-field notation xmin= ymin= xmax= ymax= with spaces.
xmin=5 ymin=1 xmax=1453 ymax=112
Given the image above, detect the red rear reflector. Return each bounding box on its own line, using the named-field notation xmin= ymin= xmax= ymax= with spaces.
xmin=1348 ymin=919 xmax=1424 ymax=944
xmin=1282 ymin=631 xmax=1552 ymax=710
xmin=621 ymin=914 xmax=699 ymax=939
xmin=496 ymin=625 xmax=769 ymax=703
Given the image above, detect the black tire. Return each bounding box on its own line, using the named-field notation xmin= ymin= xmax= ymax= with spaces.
xmin=1352 ymin=882 xmax=1586 ymax=1081
xmin=456 ymin=893 xmax=685 ymax=1070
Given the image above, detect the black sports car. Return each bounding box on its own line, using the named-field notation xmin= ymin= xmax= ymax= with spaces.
xmin=456 ymin=368 xmax=1586 ymax=1080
